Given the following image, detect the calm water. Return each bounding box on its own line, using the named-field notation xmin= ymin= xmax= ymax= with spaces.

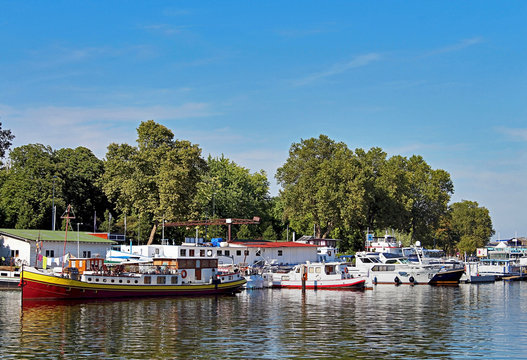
xmin=1 ymin=282 xmax=527 ymax=359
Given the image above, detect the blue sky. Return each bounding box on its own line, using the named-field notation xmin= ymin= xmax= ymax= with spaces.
xmin=1 ymin=1 xmax=526 ymax=239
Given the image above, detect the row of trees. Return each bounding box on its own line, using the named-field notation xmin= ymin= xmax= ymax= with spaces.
xmin=0 ymin=122 xmax=494 ymax=254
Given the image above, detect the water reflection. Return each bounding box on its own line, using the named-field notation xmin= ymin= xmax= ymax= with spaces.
xmin=1 ymin=283 xmax=527 ymax=359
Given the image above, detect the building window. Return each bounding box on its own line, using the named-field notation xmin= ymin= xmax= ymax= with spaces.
xmin=82 ymin=251 xmax=91 ymax=258
xmin=278 ymin=250 xmax=283 ymax=256
xmin=180 ymin=249 xmax=186 ymax=256
xmin=236 ymin=250 xmax=242 ymax=256
xmin=45 ymin=250 xmax=55 ymax=258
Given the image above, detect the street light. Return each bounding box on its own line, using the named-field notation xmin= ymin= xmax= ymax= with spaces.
xmin=77 ymin=223 xmax=83 ymax=258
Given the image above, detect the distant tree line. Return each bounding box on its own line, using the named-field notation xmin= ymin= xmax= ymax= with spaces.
xmin=0 ymin=121 xmax=494 ymax=254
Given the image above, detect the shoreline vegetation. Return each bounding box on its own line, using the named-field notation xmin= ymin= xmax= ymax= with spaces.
xmin=0 ymin=121 xmax=493 ymax=255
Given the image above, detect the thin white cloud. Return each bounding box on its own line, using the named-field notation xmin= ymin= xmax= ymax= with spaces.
xmin=0 ymin=103 xmax=217 ymax=158
xmin=423 ymin=37 xmax=484 ymax=57
xmin=292 ymin=53 xmax=381 ymax=87
xmin=141 ymin=24 xmax=188 ymax=36
xmin=496 ymin=127 xmax=527 ymax=142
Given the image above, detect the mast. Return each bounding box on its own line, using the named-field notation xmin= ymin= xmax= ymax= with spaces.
xmin=61 ymin=205 xmax=76 ymax=269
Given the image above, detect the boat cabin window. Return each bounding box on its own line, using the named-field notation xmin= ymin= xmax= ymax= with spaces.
xmin=315 ymin=267 xmax=321 ymax=274
xmin=309 ymin=267 xmax=314 ymax=273
xmin=144 ymin=276 xmax=151 ymax=284
xmin=278 ymin=250 xmax=283 ymax=256
xmin=244 ymin=250 xmax=250 ymax=256
xmin=295 ymin=267 xmax=300 ymax=273
xmin=189 ymin=249 xmax=195 ymax=257
xmin=256 ymin=250 xmax=261 ymax=256
xmin=171 ymin=276 xmax=178 ymax=284
xmin=217 ymin=250 xmax=222 ymax=256
xmin=82 ymin=251 xmax=91 ymax=258
xmin=45 ymin=250 xmax=55 ymax=258
xmin=236 ymin=250 xmax=242 ymax=256
xmin=180 ymin=249 xmax=186 ymax=257
xmin=200 ymin=250 xmax=206 ymax=257
xmin=325 ymin=265 xmax=334 ymax=274
xmin=157 ymin=276 xmax=166 ymax=284
xmin=225 ymin=250 xmax=230 ymax=256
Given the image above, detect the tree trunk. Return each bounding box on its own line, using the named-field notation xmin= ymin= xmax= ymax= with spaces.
xmin=146 ymin=222 xmax=158 ymax=245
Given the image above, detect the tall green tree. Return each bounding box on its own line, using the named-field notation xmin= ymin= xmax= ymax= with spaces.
xmin=0 ymin=144 xmax=57 ymax=228
xmin=276 ymin=135 xmax=352 ymax=238
xmin=449 ymin=200 xmax=494 ymax=255
xmin=405 ymin=155 xmax=453 ymax=245
xmin=192 ymin=155 xmax=270 ymax=239
xmin=102 ymin=120 xmax=207 ymax=244
xmin=0 ymin=122 xmax=14 ymax=162
xmin=0 ymin=144 xmax=108 ymax=230
xmin=55 ymin=147 xmax=108 ymax=229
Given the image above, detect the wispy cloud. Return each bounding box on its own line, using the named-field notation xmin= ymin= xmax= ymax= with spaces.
xmin=141 ymin=24 xmax=188 ymax=36
xmin=423 ymin=37 xmax=484 ymax=57
xmin=0 ymin=103 xmax=217 ymax=158
xmin=292 ymin=53 xmax=381 ymax=87
xmin=496 ymin=127 xmax=527 ymax=141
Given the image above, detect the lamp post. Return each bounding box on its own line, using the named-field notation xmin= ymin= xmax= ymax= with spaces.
xmin=77 ymin=223 xmax=83 ymax=258
xmin=52 ymin=176 xmax=57 ymax=231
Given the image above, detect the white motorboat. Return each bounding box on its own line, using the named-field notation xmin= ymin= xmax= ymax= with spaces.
xmin=271 ymin=262 xmax=366 ymax=290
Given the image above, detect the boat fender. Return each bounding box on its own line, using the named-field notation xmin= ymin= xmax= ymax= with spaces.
xmin=181 ymin=270 xmax=187 ymax=279
xmin=409 ymin=276 xmax=415 ymax=284
xmin=394 ymin=276 xmax=401 ymax=285
xmin=373 ymin=277 xmax=378 ymax=285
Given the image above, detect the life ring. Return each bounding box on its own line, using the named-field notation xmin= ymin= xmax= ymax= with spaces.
xmin=409 ymin=276 xmax=415 ymax=284
xmin=344 ymin=267 xmax=348 ymax=273
xmin=181 ymin=270 xmax=187 ymax=279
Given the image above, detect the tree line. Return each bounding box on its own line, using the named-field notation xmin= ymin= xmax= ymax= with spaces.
xmin=0 ymin=121 xmax=494 ymax=254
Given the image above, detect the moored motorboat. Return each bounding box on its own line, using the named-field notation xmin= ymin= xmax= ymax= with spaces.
xmin=0 ymin=266 xmax=21 ymax=289
xmin=272 ymin=262 xmax=366 ymax=290
xmin=20 ymin=256 xmax=246 ymax=300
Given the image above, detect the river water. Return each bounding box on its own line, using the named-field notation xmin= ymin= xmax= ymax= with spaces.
xmin=1 ymin=282 xmax=526 ymax=359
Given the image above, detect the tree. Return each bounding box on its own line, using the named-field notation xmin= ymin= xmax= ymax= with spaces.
xmin=102 ymin=120 xmax=207 ymax=244
xmin=276 ymin=135 xmax=352 ymax=238
xmin=405 ymin=155 xmax=453 ymax=245
xmin=0 ymin=122 xmax=14 ymax=161
xmin=192 ymin=155 xmax=270 ymax=239
xmin=55 ymin=147 xmax=108 ymax=229
xmin=449 ymin=200 xmax=494 ymax=255
xmin=0 ymin=144 xmax=59 ymax=228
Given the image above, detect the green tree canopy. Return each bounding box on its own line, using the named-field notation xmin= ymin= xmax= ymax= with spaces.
xmin=449 ymin=200 xmax=494 ymax=255
xmin=276 ymin=135 xmax=352 ymax=238
xmin=102 ymin=120 xmax=207 ymax=244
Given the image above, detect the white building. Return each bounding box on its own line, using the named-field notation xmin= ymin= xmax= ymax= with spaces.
xmin=0 ymin=229 xmax=115 ymax=268
xmin=112 ymin=240 xmax=319 ymax=267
